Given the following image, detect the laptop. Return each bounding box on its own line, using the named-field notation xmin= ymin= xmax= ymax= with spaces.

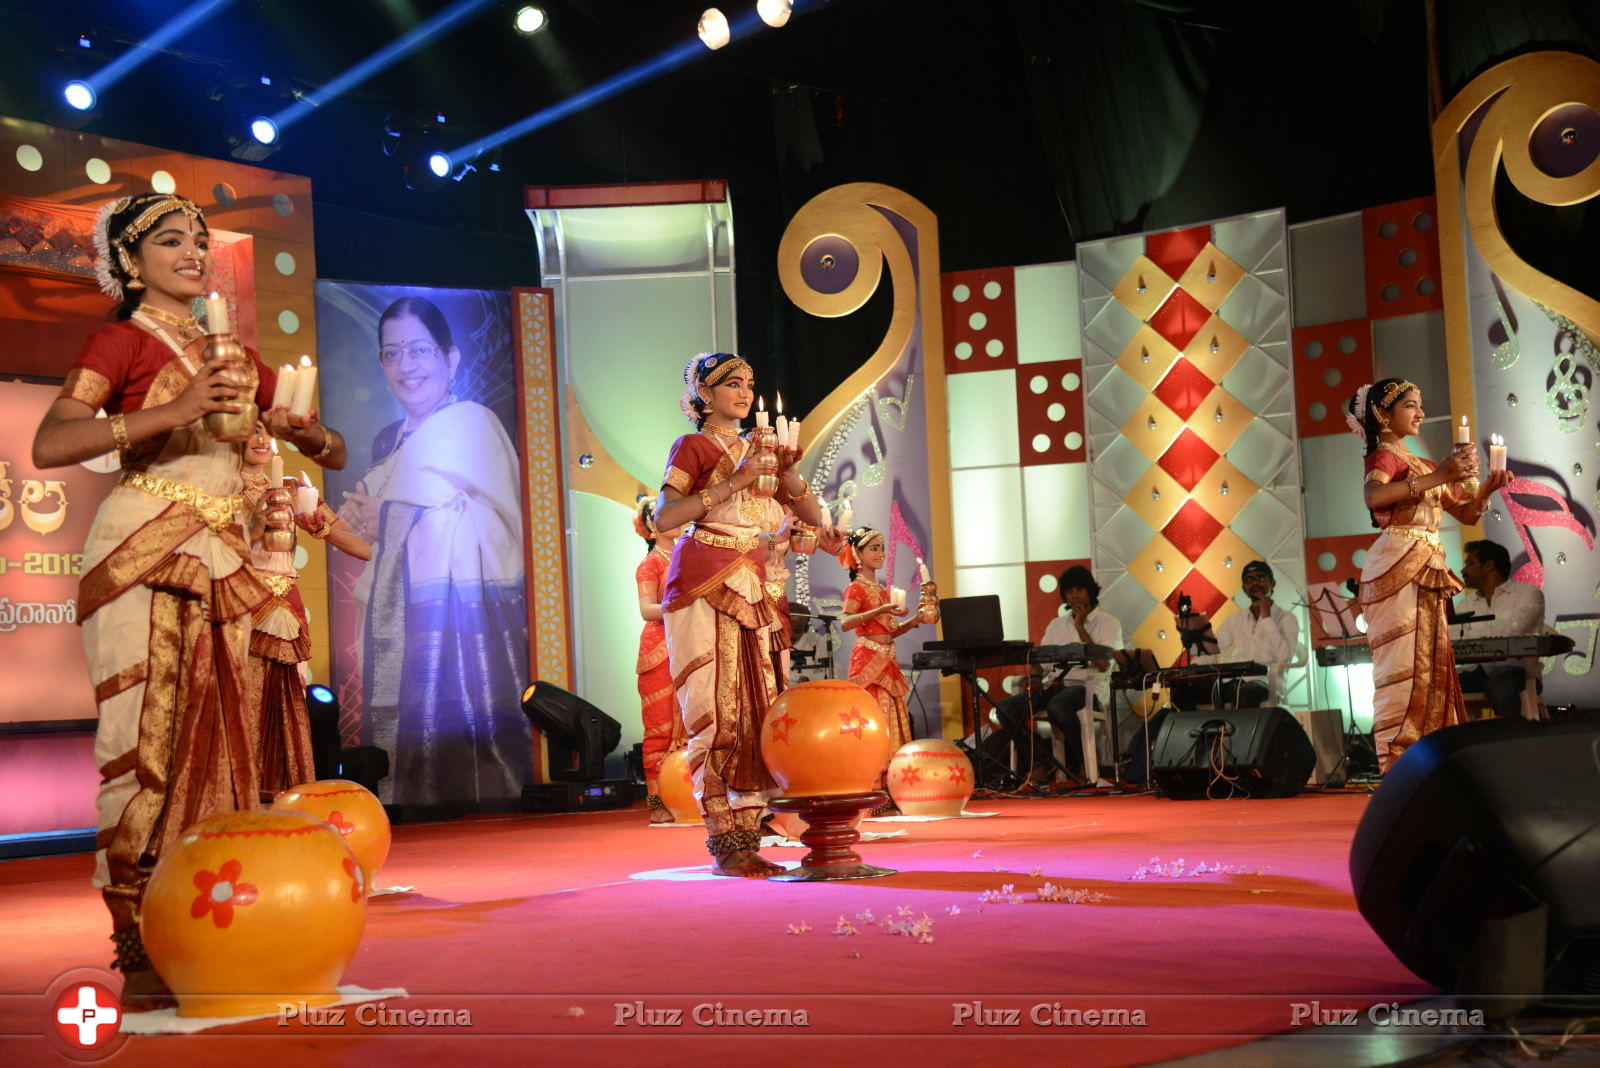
xmin=924 ymin=594 xmax=1008 ymax=650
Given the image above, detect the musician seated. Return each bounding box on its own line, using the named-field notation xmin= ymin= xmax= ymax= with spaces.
xmin=788 ymin=601 xmax=832 ymax=685
xmin=1172 ymin=560 xmax=1300 ymax=708
xmin=994 ymin=565 xmax=1123 ymax=785
xmin=1456 ymin=539 xmax=1546 ymax=719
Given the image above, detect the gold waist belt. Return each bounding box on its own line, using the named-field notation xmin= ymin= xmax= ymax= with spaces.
xmin=858 ymin=634 xmax=894 ymax=650
xmin=120 ymin=470 xmax=243 ymax=535
xmin=691 ymin=525 xmax=759 ymax=554
xmin=765 ymin=580 xmax=786 ymax=603
xmin=1382 ymin=525 xmax=1442 ymax=550
xmin=263 ymin=573 xmax=295 ymax=597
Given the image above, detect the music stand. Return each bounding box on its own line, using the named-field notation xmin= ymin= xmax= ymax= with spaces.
xmin=1304 ymin=583 xmax=1374 ymax=784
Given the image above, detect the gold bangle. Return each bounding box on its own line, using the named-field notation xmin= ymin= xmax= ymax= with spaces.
xmin=699 ymin=489 xmax=716 ymax=512
xmin=307 ymin=427 xmax=337 ymax=463
xmin=1405 ymin=474 xmax=1420 ymax=500
xmin=108 ymin=413 xmax=131 ymax=453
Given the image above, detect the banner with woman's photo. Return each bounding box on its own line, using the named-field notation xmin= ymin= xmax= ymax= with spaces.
xmin=315 ymin=281 xmax=531 ymax=808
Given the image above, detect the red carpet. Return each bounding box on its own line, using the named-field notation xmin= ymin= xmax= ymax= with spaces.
xmin=0 ymin=791 xmax=1430 ymax=1064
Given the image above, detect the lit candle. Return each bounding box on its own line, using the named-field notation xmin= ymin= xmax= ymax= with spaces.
xmin=819 ymin=502 xmax=832 ymax=528
xmin=755 ymin=396 xmax=769 ymax=429
xmin=288 ymin=355 xmax=317 ymax=418
xmin=890 ymin=586 xmax=904 ymax=610
xmin=788 ymin=417 xmax=800 ymax=450
xmin=1489 ymin=433 xmax=1507 ymax=473
xmin=1455 ymin=415 xmax=1471 ymax=444
xmin=271 ymin=363 xmax=297 ymax=410
xmin=918 ymin=557 xmax=930 ymax=583
xmin=774 ymin=393 xmax=787 ymax=447
xmin=839 ymin=505 xmax=853 ymax=532
xmin=269 ymin=439 xmax=283 ymax=487
xmin=296 ymin=471 xmax=318 ymax=514
xmin=204 ymin=291 xmax=230 ymax=335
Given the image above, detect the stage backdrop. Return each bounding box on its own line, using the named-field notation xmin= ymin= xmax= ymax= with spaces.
xmin=316 ymin=281 xmax=533 ymax=808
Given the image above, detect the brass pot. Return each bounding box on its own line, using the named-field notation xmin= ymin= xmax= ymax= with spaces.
xmin=201 ymin=333 xmax=258 ymax=444
xmin=752 ymin=473 xmax=780 ymax=499
xmin=919 ymin=601 xmax=941 ymax=624
xmin=791 ymin=528 xmax=818 ymax=554
xmin=261 ymin=488 xmax=294 ymax=553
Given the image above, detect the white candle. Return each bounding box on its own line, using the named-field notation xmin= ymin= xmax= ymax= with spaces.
xmin=839 ymin=505 xmax=853 ymax=531
xmin=271 ymin=364 xmax=296 ymax=410
xmin=819 ymin=502 xmax=832 ymax=528
xmin=296 ymin=471 xmax=318 ymax=514
xmin=205 ymin=292 xmax=230 ymax=335
xmin=288 ymin=355 xmax=317 ymax=418
xmin=755 ymin=397 xmax=768 ymax=429
xmin=1455 ymin=416 xmax=1471 ymax=444
xmin=269 ymin=440 xmax=283 ymax=487
xmin=918 ymin=557 xmax=930 ymax=583
xmin=788 ymin=418 xmax=800 ymax=450
xmin=774 ymin=393 xmax=787 ymax=446
xmin=890 ymin=586 xmax=904 ymax=610
xmin=1489 ymin=433 xmax=1507 ymax=473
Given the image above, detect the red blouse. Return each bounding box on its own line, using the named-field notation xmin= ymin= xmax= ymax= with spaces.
xmin=60 ymin=320 xmax=277 ymax=415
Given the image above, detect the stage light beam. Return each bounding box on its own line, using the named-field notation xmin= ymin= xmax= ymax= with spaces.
xmin=698 ymin=8 xmax=731 ymax=50
xmin=83 ymin=0 xmax=237 ymax=98
xmin=269 ymin=0 xmax=498 ymax=133
xmin=249 ymin=116 xmax=279 ymax=145
xmin=514 ymin=6 xmax=548 ymax=35
xmin=428 ymin=151 xmax=452 ymax=178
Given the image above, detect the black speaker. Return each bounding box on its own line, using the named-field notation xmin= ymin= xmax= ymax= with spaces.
xmin=521 ymin=682 xmax=621 ymax=782
xmin=1350 ymin=718 xmax=1600 ymax=1003
xmin=1149 ymin=707 xmax=1315 ymax=800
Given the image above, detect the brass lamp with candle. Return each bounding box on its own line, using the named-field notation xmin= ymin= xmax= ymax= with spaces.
xmin=1453 ymin=415 xmax=1479 ymax=498
xmin=790 ymin=523 xmax=818 ymax=554
xmin=200 ymin=293 xmax=257 ymax=443
xmin=749 ymin=396 xmax=780 ymax=499
xmin=259 ymin=487 xmax=296 ymax=554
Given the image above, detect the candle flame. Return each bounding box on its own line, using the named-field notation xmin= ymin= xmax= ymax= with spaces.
xmin=776 ymin=392 xmax=783 ymax=415
xmin=757 ymin=395 xmax=765 ymax=411
xmin=270 ymin=439 xmax=279 ymax=454
xmin=299 ymin=354 xmax=312 ymax=368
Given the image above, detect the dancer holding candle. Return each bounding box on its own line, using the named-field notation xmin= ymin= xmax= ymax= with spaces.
xmin=632 ymin=496 xmax=687 ymax=823
xmin=652 ymin=353 xmax=825 ymax=877
xmin=29 ymin=192 xmax=350 ymax=1005
xmin=1345 ymin=379 xmax=1512 ymax=771
xmin=838 ymin=526 xmax=917 ymax=811
xmin=241 ymin=422 xmax=370 ymax=795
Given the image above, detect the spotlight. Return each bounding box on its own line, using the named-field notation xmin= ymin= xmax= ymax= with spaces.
xmin=384 ymin=114 xmax=456 ymax=191
xmin=305 ymin=684 xmax=342 ymax=780
xmin=428 ymin=151 xmax=452 ymax=178
xmin=698 ymin=8 xmax=730 ymax=50
xmin=513 ymin=5 xmax=548 ymax=35
xmin=248 ymin=116 xmax=279 ymax=145
xmin=756 ymin=0 xmax=793 ymax=28
xmin=64 ymin=80 xmax=96 ymax=111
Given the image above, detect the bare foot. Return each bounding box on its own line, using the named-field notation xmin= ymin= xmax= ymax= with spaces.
xmin=649 ymin=809 xmax=675 ymax=825
xmin=711 ymin=850 xmax=784 ymax=878
xmin=120 ymin=966 xmax=176 ymax=1011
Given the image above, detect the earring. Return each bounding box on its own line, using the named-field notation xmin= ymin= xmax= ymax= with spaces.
xmin=126 ymin=268 xmax=145 ymax=292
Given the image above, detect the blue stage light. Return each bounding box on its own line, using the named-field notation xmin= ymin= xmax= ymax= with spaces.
xmin=514 ymin=5 xmax=548 ymax=36
xmin=63 ymin=80 xmax=96 ymax=111
xmin=428 ymin=152 xmax=452 ymax=178
xmin=84 ymin=0 xmax=236 ymax=100
xmin=249 ymin=116 xmax=279 ymax=145
xmin=270 ymin=0 xmax=496 ymax=134
xmin=309 ymin=684 xmax=335 ymax=703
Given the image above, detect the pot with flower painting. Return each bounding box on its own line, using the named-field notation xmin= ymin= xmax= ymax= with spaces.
xmin=274 ymin=779 xmax=392 ymax=890
xmin=657 ymin=747 xmax=701 ymax=824
xmin=886 ymin=739 xmax=973 ymax=816
xmin=140 ymin=808 xmax=366 ymax=1017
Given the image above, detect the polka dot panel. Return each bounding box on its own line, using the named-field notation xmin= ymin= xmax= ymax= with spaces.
xmin=1362 ymin=194 xmax=1442 ymax=320
xmin=1025 ymin=558 xmax=1091 ymax=640
xmin=942 ymin=267 xmax=1018 ymax=374
xmin=1014 ymin=358 xmax=1085 ymax=465
xmin=1291 ymin=318 xmax=1373 ymax=438
xmin=1303 ymin=534 xmax=1374 ymax=643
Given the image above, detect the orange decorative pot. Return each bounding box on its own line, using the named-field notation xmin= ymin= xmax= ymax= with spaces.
xmin=657 ymin=747 xmax=700 ymax=824
xmin=887 ymin=739 xmax=974 ymax=816
xmin=141 ymin=809 xmax=366 ymax=1018
xmin=760 ymin=679 xmax=893 ymax=797
xmin=274 ymin=779 xmax=392 ymax=890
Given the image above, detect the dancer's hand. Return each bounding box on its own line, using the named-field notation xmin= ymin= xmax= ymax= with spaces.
xmin=166 ymin=358 xmax=241 ymax=425
xmin=1439 ymin=448 xmax=1477 ymax=483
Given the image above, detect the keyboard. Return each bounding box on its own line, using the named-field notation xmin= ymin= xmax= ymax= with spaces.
xmin=1112 ymin=661 xmax=1267 ymax=688
xmin=912 ymin=641 xmax=1033 ymax=672
xmin=1316 ymin=633 xmax=1576 ymax=667
xmin=1033 ymin=643 xmax=1114 ymax=665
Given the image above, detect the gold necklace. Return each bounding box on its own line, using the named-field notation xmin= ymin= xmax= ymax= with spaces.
xmin=136 ymin=304 xmax=202 ymax=344
xmin=701 ymin=422 xmax=740 ymax=438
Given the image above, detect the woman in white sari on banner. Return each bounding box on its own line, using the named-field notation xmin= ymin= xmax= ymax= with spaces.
xmin=1346 ymin=378 xmax=1511 ymax=772
xmin=341 ymin=296 xmax=531 ymax=806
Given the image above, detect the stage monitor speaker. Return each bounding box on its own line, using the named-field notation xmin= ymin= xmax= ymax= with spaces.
xmin=521 ymin=682 xmax=621 ymax=782
xmin=1149 ymin=707 xmax=1314 ymax=800
xmin=1349 ymin=718 xmax=1600 ymax=1003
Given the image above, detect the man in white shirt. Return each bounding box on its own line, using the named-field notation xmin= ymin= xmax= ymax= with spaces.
xmin=994 ymin=565 xmax=1124 ymax=785
xmin=1174 ymin=560 xmax=1301 ymax=708
xmin=787 ymin=602 xmax=834 ymax=685
xmin=1455 ymin=539 xmax=1546 ymax=719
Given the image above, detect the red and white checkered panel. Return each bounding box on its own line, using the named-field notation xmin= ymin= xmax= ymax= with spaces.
xmin=1015 ymin=360 xmax=1086 ymax=465
xmin=1362 ymin=195 xmax=1443 ymax=320
xmin=1292 ymin=318 xmax=1375 ymax=438
xmin=943 ymin=268 xmax=1018 ymax=374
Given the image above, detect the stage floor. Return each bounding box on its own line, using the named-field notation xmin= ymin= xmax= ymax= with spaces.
xmin=2 ymin=790 xmax=1451 ymax=1064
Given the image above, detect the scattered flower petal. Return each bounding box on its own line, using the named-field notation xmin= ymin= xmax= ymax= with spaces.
xmin=946 ymin=904 xmax=961 ymax=918
xmin=556 ymin=1006 xmax=586 ymax=1018
xmin=971 ymin=850 xmax=984 ymax=858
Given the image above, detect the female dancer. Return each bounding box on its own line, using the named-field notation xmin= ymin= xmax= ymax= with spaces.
xmin=241 ymin=424 xmax=370 ymax=795
xmin=839 ymin=526 xmax=917 ymax=806
xmin=30 ymin=191 xmax=348 ymax=1004
xmin=633 ymin=497 xmax=685 ymax=823
xmin=1347 ymin=378 xmax=1511 ymax=771
xmin=652 ymin=353 xmax=824 ymax=877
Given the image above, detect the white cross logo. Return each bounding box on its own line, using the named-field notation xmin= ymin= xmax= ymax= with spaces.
xmin=55 ymin=983 xmax=120 ymax=1047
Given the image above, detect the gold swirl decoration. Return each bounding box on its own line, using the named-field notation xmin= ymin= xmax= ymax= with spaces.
xmin=1434 ymin=51 xmax=1600 ymax=391
xmin=777 ymin=183 xmax=944 ymax=450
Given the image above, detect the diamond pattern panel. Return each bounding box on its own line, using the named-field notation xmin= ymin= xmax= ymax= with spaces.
xmin=1185 ymin=385 xmax=1253 ymax=455
xmin=1120 ymin=465 xmax=1189 ymax=531
xmin=1112 ymin=256 xmax=1178 ymax=322
xmin=1127 ymin=534 xmax=1185 ymax=602
xmin=1016 ymin=359 xmax=1085 ymax=466
xmin=1176 ymin=242 xmax=1246 ymax=312
xmin=1189 ymin=457 xmax=1258 ymax=527
xmin=1145 ymin=225 xmax=1212 ymax=283
xmin=1162 ymin=499 xmax=1225 ymax=563
xmin=1363 ymin=195 xmax=1443 ymax=320
xmin=1164 ymin=567 xmax=1228 ymax=618
xmin=1152 ymin=357 xmax=1215 ymax=421
xmin=1120 ymin=394 xmax=1187 ymax=462
xmin=1194 ymin=527 xmax=1263 ymax=593
xmin=1116 ymin=325 xmax=1182 ymax=391
xmin=1292 ymin=318 xmax=1373 ymax=438
xmin=1149 ymin=287 xmax=1211 ymax=350
xmin=943 ymin=267 xmax=1017 ymax=373
xmin=1223 ymin=348 xmax=1292 ymax=414
xmin=1157 ymin=428 xmax=1219 ymax=492
xmin=1183 ymin=315 xmax=1248 ymax=382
